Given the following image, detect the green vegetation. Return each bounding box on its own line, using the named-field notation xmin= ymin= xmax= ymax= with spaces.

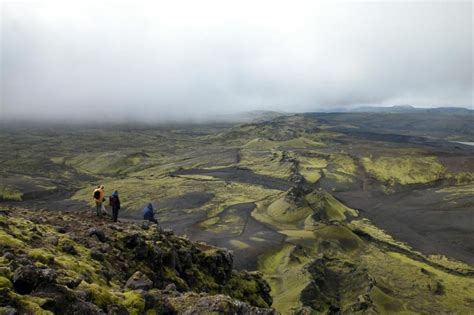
xmin=258 ymin=244 xmax=313 ymax=314
xmin=0 ymin=185 xmax=23 ymax=201
xmin=122 ymin=290 xmax=146 ymax=315
xmin=0 ymin=209 xmax=273 ymax=313
xmin=239 ymin=149 xmax=292 ymax=179
xmin=297 ymin=154 xmax=327 ymax=183
xmin=362 ymin=155 xmax=445 ymax=185
xmin=2 ymin=113 xmax=474 ymax=314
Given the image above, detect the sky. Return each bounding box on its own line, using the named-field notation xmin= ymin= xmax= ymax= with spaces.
xmin=0 ymin=0 xmax=472 ymax=122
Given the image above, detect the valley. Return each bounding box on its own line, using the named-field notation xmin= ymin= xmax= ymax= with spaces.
xmin=1 ymin=111 xmax=474 ymax=313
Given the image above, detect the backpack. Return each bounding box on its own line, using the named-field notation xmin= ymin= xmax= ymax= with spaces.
xmin=93 ymin=190 xmax=101 ymax=199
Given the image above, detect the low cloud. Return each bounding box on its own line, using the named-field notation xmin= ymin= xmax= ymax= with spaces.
xmin=1 ymin=0 xmax=472 ymax=122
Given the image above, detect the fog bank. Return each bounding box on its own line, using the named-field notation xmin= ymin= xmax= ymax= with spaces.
xmin=1 ymin=0 xmax=472 ymax=122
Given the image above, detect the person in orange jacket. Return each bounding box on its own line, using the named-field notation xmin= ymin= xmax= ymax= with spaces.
xmin=92 ymin=185 xmax=105 ymax=217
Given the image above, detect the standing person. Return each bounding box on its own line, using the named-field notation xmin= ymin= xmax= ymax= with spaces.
xmin=109 ymin=190 xmax=121 ymax=222
xmin=92 ymin=185 xmax=105 ymax=217
xmin=143 ymin=203 xmax=158 ymax=224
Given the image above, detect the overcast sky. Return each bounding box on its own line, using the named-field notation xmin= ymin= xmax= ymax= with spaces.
xmin=1 ymin=0 xmax=472 ymax=122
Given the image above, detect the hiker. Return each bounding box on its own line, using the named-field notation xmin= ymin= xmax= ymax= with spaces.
xmin=92 ymin=185 xmax=105 ymax=217
xmin=109 ymin=190 xmax=121 ymax=222
xmin=143 ymin=203 xmax=158 ymax=224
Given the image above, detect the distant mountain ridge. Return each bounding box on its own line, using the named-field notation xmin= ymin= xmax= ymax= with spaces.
xmin=350 ymin=105 xmax=473 ymax=114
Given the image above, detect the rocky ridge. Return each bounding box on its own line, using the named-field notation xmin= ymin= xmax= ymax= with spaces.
xmin=0 ymin=208 xmax=274 ymax=314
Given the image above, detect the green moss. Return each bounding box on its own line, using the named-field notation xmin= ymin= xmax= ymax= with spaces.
xmin=50 ymin=156 xmax=65 ymax=164
xmin=323 ymin=170 xmax=354 ymax=183
xmin=299 ymin=169 xmax=321 ymax=183
xmin=242 ymin=138 xmax=276 ymax=150
xmin=163 ymin=267 xmax=188 ymax=291
xmin=331 ymin=154 xmax=356 ymax=175
xmin=0 ymin=230 xmax=24 ymax=248
xmin=78 ymin=281 xmax=118 ymax=310
xmin=266 ymin=197 xmax=313 ymax=224
xmin=224 ymin=274 xmax=269 ymax=308
xmin=238 ymin=149 xmax=292 ymax=180
xmin=0 ymin=276 xmax=13 ymax=290
xmin=278 ymin=137 xmax=324 ymax=149
xmin=9 ymin=292 xmax=53 ymax=315
xmin=228 ymin=240 xmax=250 ymax=249
xmin=322 ymin=193 xmax=358 ymax=222
xmin=28 ymin=248 xmax=55 ymax=264
xmin=0 ymin=266 xmax=12 ymax=279
xmin=437 ymin=183 xmax=474 ymax=200
xmin=446 ymin=172 xmax=474 ymax=184
xmin=305 ymin=191 xmax=357 ymax=222
xmin=0 ymin=185 xmax=23 ymax=201
xmin=366 ymin=251 xmax=474 ymax=314
xmin=121 ymin=290 xmax=145 ymax=315
xmin=370 ymin=286 xmax=404 ymax=313
xmin=362 ymin=156 xmax=445 ymax=185
xmin=316 ymin=225 xmax=363 ymax=252
xmin=349 ymin=219 xmax=412 ymax=252
xmin=199 ymin=216 xmax=220 ymax=228
xmin=258 ymin=244 xmax=313 ymax=313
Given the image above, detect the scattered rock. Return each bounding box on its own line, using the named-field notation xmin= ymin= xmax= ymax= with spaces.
xmin=164 ymin=283 xmax=177 ymax=292
xmin=125 ymin=271 xmax=153 ymax=290
xmin=63 ymin=277 xmax=82 ymax=289
xmin=434 ymin=281 xmax=445 ymax=295
xmin=90 ymin=248 xmax=104 ymax=261
xmin=88 ymin=228 xmax=106 ymax=242
xmin=45 ymin=233 xmax=59 ymax=246
xmin=55 ymin=226 xmax=67 ymax=234
xmin=3 ymin=252 xmax=14 ymax=261
xmin=2 ymin=209 xmax=276 ymax=314
xmin=12 ymin=265 xmax=39 ymax=294
xmin=61 ymin=242 xmax=78 ymax=255
xmin=107 ymin=304 xmax=128 ymax=315
xmin=12 ymin=265 xmax=58 ymax=295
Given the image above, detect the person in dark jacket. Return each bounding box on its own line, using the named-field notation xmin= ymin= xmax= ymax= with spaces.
xmin=143 ymin=203 xmax=158 ymax=223
xmin=109 ymin=190 xmax=121 ymax=222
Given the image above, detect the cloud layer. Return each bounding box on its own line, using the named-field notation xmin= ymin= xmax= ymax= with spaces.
xmin=1 ymin=0 xmax=472 ymax=121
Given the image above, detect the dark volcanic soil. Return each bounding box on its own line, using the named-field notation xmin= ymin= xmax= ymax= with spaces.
xmin=160 ymin=202 xmax=286 ymax=270
xmin=333 ymin=186 xmax=474 ymax=265
xmin=170 ymin=167 xmax=293 ymax=191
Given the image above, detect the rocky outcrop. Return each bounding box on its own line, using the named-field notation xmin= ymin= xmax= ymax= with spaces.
xmin=0 ymin=208 xmax=275 ymax=314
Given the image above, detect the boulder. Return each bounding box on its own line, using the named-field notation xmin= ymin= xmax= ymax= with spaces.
xmin=88 ymin=228 xmax=106 ymax=242
xmin=61 ymin=243 xmax=78 ymax=255
xmin=125 ymin=271 xmax=153 ymax=290
xmin=90 ymin=248 xmax=104 ymax=261
xmin=12 ymin=265 xmax=39 ymax=294
xmin=12 ymin=265 xmax=57 ymax=295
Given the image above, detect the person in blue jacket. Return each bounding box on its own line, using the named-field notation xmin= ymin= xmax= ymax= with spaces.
xmin=143 ymin=203 xmax=158 ymax=223
xmin=109 ymin=190 xmax=121 ymax=222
